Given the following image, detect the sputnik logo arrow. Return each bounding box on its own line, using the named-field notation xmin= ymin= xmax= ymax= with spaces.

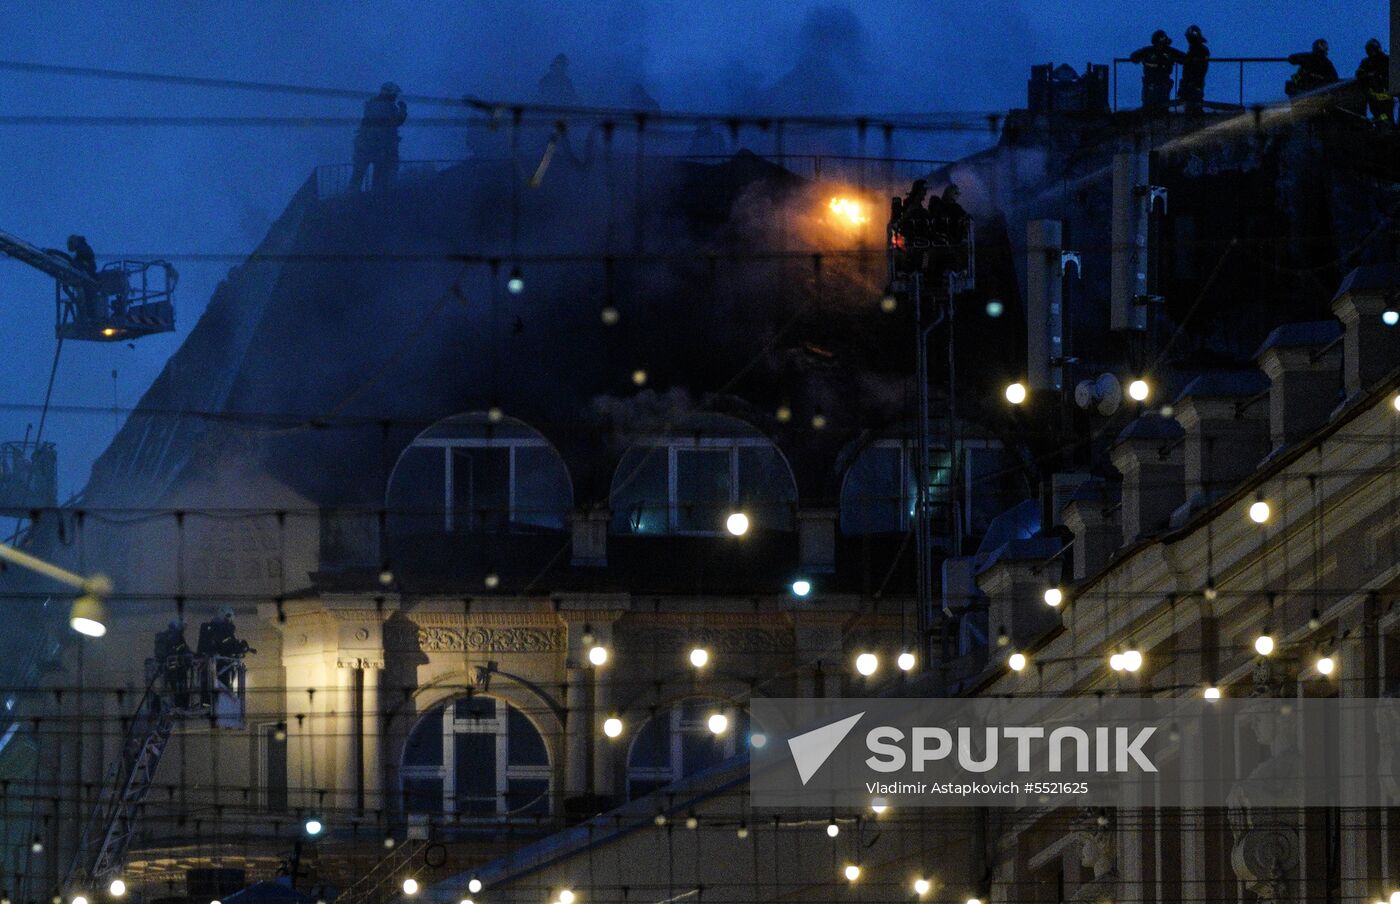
xmin=787 ymin=712 xmax=865 ymax=785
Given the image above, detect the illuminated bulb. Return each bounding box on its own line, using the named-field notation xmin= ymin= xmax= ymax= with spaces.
xmin=461 ymin=900 xmax=474 ymax=904
xmin=483 ymin=572 xmax=500 ymax=589
xmin=1128 ymin=379 xmax=1151 ymax=402
xmin=855 ymin=652 xmax=879 ymax=676
xmin=73 ymin=897 xmax=88 ymax=904
xmin=1248 ymin=500 xmax=1271 ymax=524
xmin=1008 ymin=652 xmax=1028 ymax=672
xmin=468 ymin=878 xmax=483 ymax=894
xmin=654 ymin=814 xmax=667 ymax=826
xmin=775 ymin=404 xmax=792 ymax=423
xmin=811 ymin=412 xmax=828 ymax=429
xmin=985 ymin=299 xmax=1004 ymax=318
xmin=689 ymin=647 xmax=710 ymax=668
xmin=880 ymin=287 xmax=898 ymax=313
xmin=304 ymin=818 xmax=323 ymax=836
xmin=631 ymin=369 xmax=648 ymax=386
xmin=1121 ymin=649 xmax=1143 ymax=673
xmin=69 ymin=593 xmax=108 ymax=637
xmin=827 ymin=820 xmax=840 ymax=838
xmin=1393 ymin=394 xmax=1400 ymax=413
xmin=707 ymin=712 xmax=729 ymax=735
xmin=1043 ymin=587 xmax=1063 ymax=607
xmin=378 ymin=568 xmax=394 ymax=586
xmin=1109 ymin=653 xmax=1124 ymax=672
xmin=30 ymin=837 xmax=43 ymax=854
xmin=1004 ymin=382 xmax=1027 ymax=405
xmin=1383 ymin=309 xmax=1399 ymax=326
xmin=587 ymin=645 xmax=609 ymax=666
xmin=1203 ymin=581 xmax=1218 ymax=601
xmin=685 ymin=815 xmax=698 ymax=830
xmin=109 ymin=880 xmax=126 ymax=898
xmin=559 ymin=891 xmax=574 ymax=904
xmin=736 ymin=823 xmax=749 ymax=839
xmin=1389 ymin=891 xmax=1399 ymax=904
xmin=384 ymin=835 xmax=396 ymax=848
xmin=914 ymin=878 xmax=931 ymax=896
xmin=600 ymin=306 xmax=620 ymax=325
xmin=870 ymin=798 xmax=888 ymax=814
xmin=967 ymin=898 xmax=983 ymax=904
xmin=749 ymin=732 xmax=767 ymax=748
xmin=1316 ymin=655 xmax=1335 ymax=676
xmin=791 ymin=579 xmax=812 ymax=597
xmin=897 ymin=651 xmax=916 ymax=671
xmin=603 ymin=716 xmax=623 ymax=738
xmin=725 ymin=512 xmax=750 ymax=536
xmin=1254 ymin=634 xmax=1275 ymax=656
xmin=506 ymin=267 xmax=524 ymax=294
xmin=487 ymin=406 xmax=504 ymax=423
xmin=402 ymin=879 xmax=419 ymax=896
xmin=843 ymin=865 xmax=861 ymax=882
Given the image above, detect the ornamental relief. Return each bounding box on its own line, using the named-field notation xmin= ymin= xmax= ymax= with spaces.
xmin=617 ymin=626 xmax=793 ymax=654
xmin=416 ymin=625 xmax=563 ymax=653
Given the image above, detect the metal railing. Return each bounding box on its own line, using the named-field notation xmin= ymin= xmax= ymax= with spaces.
xmin=1111 ymin=56 xmax=1293 ymax=111
xmin=315 ymin=160 xmax=463 ymax=199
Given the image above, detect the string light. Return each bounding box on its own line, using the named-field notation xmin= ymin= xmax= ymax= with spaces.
xmin=506 ymin=266 xmax=524 ymax=294
xmin=1121 ymin=649 xmax=1143 ymax=672
xmin=1042 ymin=587 xmax=1063 ymax=607
xmin=468 ymin=878 xmax=483 ymax=894
xmin=880 ymin=286 xmax=898 ymax=313
xmin=1008 ymin=652 xmax=1028 ymax=672
xmin=775 ymin=404 xmax=792 ymax=422
xmin=707 ymin=712 xmax=729 ymax=735
xmin=870 ymin=797 xmax=889 ymax=814
xmin=855 ymin=652 xmax=879 ymax=676
xmin=1254 ymin=634 xmax=1275 ymax=656
xmin=402 ymin=879 xmax=419 ymax=896
xmin=826 ymin=819 xmax=840 ymax=838
xmin=897 ymin=651 xmax=916 ymax=671
xmin=1109 ymin=653 xmax=1124 ymax=671
xmin=486 ymin=406 xmax=504 ymax=423
xmin=1204 ymin=685 xmax=1222 ymax=700
xmin=304 ymin=817 xmax=323 ymax=836
xmin=587 ymin=645 xmax=609 ymax=666
xmin=811 ymin=411 xmax=828 ymax=429
xmin=749 ymin=732 xmax=767 ymax=748
xmin=843 ymin=864 xmax=861 ymax=882
xmin=600 ymin=306 xmax=620 ymax=325
xmin=1316 ymin=655 xmax=1336 ymax=676
xmin=725 ymin=512 xmax=750 ymax=536
xmin=791 ymin=579 xmax=812 ymax=597
xmin=72 ymin=896 xmax=88 ymax=904
xmin=1248 ymin=499 xmax=1272 ymax=524
xmin=736 ymin=822 xmax=749 ymax=839
xmin=483 ymin=572 xmax=500 ymax=589
xmin=30 ymin=836 xmax=42 ymax=854
xmin=558 ymin=891 xmax=575 ymax=904
xmin=984 ymin=299 xmax=1004 ymax=317
xmin=1383 ymin=309 xmax=1399 ymax=326
xmin=1004 ymin=382 xmax=1027 ymax=405
xmin=108 ymin=881 xmax=126 ymax=898
xmin=913 ymin=878 xmax=931 ymax=896
xmin=1127 ymin=378 xmax=1151 ymax=402
xmin=631 ymin=369 xmax=648 ymax=386
xmin=689 ymin=647 xmax=710 ymax=668
xmin=603 ymin=716 xmax=623 ymax=738
xmin=1393 ymin=393 xmax=1400 ymax=413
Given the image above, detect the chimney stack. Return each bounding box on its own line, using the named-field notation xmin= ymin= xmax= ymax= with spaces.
xmin=975 ymin=537 xmax=1063 ymax=651
xmin=1109 ymin=414 xmax=1184 ymax=545
xmin=1173 ymin=372 xmax=1271 ymax=503
xmin=1060 ymin=478 xmax=1121 ymax=580
xmin=1331 ymin=265 xmax=1400 ymax=398
xmin=1254 ymin=321 xmax=1343 ymax=450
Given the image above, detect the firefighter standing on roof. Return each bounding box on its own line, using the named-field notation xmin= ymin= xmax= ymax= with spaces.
xmin=1129 ymin=30 xmax=1186 ymax=111
xmin=1179 ymin=25 xmax=1209 ymax=113
xmin=1286 ymin=39 xmax=1339 ymax=96
xmin=350 ymin=82 xmax=408 ymax=193
xmin=1356 ymin=38 xmax=1394 ymax=124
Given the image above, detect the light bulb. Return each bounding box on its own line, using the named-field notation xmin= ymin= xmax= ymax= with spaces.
xmin=384 ymin=835 xmax=396 ymax=848
xmin=855 ymin=652 xmax=879 ymax=676
xmin=483 ymin=572 xmax=500 ymax=589
xmin=1043 ymin=587 xmax=1063 ymax=607
xmin=603 ymin=716 xmax=623 ymax=738
xmin=1128 ymin=379 xmax=1151 ymax=402
xmin=775 ymin=404 xmax=792 ymax=422
xmin=468 ymin=878 xmax=483 ymax=894
xmin=631 ymin=369 xmax=648 ymax=386
xmin=685 ymin=815 xmax=698 ymax=830
xmin=811 ymin=412 xmax=828 ymax=430
xmin=1383 ymin=309 xmax=1399 ymax=326
xmin=506 ymin=267 xmax=524 ymax=294
xmin=689 ymin=647 xmax=710 ymax=668
xmin=30 ymin=837 xmax=43 ymax=854
xmin=1008 ymin=652 xmax=1028 ymax=672
xmin=843 ymin=865 xmax=861 ymax=882
xmin=1394 ymin=394 xmax=1400 ymax=413
xmin=791 ymin=579 xmax=812 ymax=597
xmin=73 ymin=897 xmax=88 ymax=904
xmin=461 ymin=900 xmax=475 ymax=904
xmin=707 ymin=713 xmax=729 ymax=735
xmin=1004 ymin=382 xmax=1027 ymax=405
xmin=1203 ymin=581 xmax=1219 ymax=601
xmin=654 ymin=814 xmax=667 ymax=826
xmin=1389 ymin=890 xmax=1399 ymax=904
xmin=109 ymin=880 xmax=126 ymax=898
xmin=487 ymin=406 xmax=504 ymax=423
xmin=600 ymin=306 xmax=620 ymax=325
xmin=1254 ymin=634 xmax=1275 ymax=656
xmin=378 ymin=568 xmax=394 ymax=586
xmin=749 ymin=732 xmax=767 ymax=748
xmin=1121 ymin=649 xmax=1143 ymax=672
xmin=967 ymin=898 xmax=983 ymax=904
xmin=897 ymin=651 xmax=916 ymax=671
xmin=914 ymin=878 xmax=931 ymax=896
xmin=587 ymin=645 xmax=609 ymax=666
xmin=1109 ymin=653 xmax=1124 ymax=672
xmin=402 ymin=879 xmax=419 ymax=896
xmin=736 ymin=824 xmax=749 ymax=839
xmin=304 ymin=818 xmax=323 ymax=836
xmin=725 ymin=512 xmax=750 ymax=536
xmin=985 ymin=299 xmax=1004 ymax=318
xmin=1248 ymin=500 xmax=1271 ymax=524
xmin=1316 ymin=655 xmax=1335 ymax=676
xmin=558 ymin=890 xmax=575 ymax=904
xmin=880 ymin=289 xmax=898 ymax=313
xmin=826 ymin=821 xmax=839 ymax=838
xmin=1203 ymin=684 xmax=1221 ymax=699
xmin=870 ymin=797 xmax=889 ymax=814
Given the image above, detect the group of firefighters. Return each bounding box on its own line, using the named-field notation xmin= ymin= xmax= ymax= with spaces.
xmin=1130 ymin=28 xmax=1393 ymax=125
xmin=152 ymin=608 xmax=251 ymax=708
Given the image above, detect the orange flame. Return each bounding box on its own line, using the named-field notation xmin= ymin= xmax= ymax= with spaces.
xmin=827 ymin=196 xmax=869 ymax=227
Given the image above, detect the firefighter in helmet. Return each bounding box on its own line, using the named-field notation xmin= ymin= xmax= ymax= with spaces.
xmin=1129 ymin=30 xmax=1186 ymax=111
xmin=1179 ymin=25 xmax=1210 ymax=113
xmin=1286 ymin=39 xmax=1339 ymax=97
xmin=1356 ymin=38 xmax=1394 ymax=125
xmin=349 ymin=82 xmax=408 ymax=193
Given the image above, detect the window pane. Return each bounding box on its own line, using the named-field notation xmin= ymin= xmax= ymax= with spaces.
xmin=737 ymin=446 xmax=796 ymax=531
xmin=506 ymin=778 xmax=550 ymax=815
xmin=452 ymin=448 xmax=510 ymax=532
xmin=454 ymin=733 xmax=498 ymax=815
xmin=628 ymin=713 xmax=670 ymax=769
xmin=610 ymin=448 xmax=669 ymax=534
xmin=403 ymin=777 xmax=444 ymax=815
xmin=842 ymin=446 xmax=905 ymax=533
xmin=675 ymin=449 xmax=731 ymax=533
xmin=454 ymin=696 xmax=496 ymax=722
xmin=404 ymin=709 xmax=444 ymax=768
xmin=507 ymin=707 xmax=548 ymax=766
xmin=512 ymin=446 xmax=570 ymax=530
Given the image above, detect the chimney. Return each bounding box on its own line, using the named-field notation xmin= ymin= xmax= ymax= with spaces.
xmin=975 ymin=537 xmax=1063 ymax=651
xmin=1109 ymin=413 xmax=1184 ymax=544
xmin=797 ymin=509 xmax=837 ymax=574
xmin=1026 ymin=219 xmax=1066 ymax=391
xmin=1110 ymin=151 xmax=1151 ymax=332
xmin=1060 ymin=478 xmax=1121 ymax=580
xmin=1173 ymin=372 xmax=1271 ymax=502
xmin=1331 ymin=264 xmax=1400 ymax=398
xmin=1254 ymin=321 xmax=1343 ymax=450
xmin=1049 ymin=472 xmax=1093 ymax=527
xmin=570 ymin=508 xmax=609 ymax=567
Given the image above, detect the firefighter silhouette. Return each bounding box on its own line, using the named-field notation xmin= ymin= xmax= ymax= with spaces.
xmin=1129 ymin=30 xmax=1185 ymax=111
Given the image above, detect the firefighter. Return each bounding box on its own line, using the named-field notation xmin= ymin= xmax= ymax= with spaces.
xmin=1179 ymin=25 xmax=1209 ymax=114
xmin=896 ymin=180 xmax=930 ymax=237
xmin=198 ymin=607 xmax=249 ymax=704
xmin=153 ymin=619 xmax=191 ymax=708
xmin=1286 ymin=39 xmax=1339 ymax=97
xmin=1129 ymin=30 xmax=1186 ymax=111
xmin=349 ymin=82 xmax=408 ymax=194
xmin=538 ymin=54 xmax=579 ymax=105
xmin=935 ymin=184 xmax=969 ymax=245
xmin=66 ymin=235 xmax=96 ymax=277
xmin=1356 ymin=38 xmax=1394 ymax=125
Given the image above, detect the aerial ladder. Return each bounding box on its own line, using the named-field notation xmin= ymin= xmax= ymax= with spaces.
xmin=66 ymin=653 xmax=246 ymax=892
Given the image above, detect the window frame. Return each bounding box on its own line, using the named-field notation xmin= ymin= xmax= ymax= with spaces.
xmin=409 ymin=435 xmax=556 ymax=532
xmin=625 ymin=700 xmax=743 ymax=799
xmin=632 ymin=435 xmax=786 ymax=536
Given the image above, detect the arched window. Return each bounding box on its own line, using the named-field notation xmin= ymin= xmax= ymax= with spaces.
xmin=626 ymin=698 xmax=748 ymax=799
xmin=386 ymin=413 xmax=573 ymax=536
xmin=401 ymin=695 xmax=551 ymax=817
xmin=839 ymin=436 xmax=1013 ymax=535
xmin=609 ymin=414 xmax=796 ymax=535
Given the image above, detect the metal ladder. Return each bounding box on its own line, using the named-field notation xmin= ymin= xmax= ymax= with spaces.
xmin=335 ymin=839 xmax=428 ymax=904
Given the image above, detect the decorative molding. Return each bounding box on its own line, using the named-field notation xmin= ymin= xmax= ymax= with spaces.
xmin=416 ymin=625 xmax=563 ymax=653
xmin=337 ymin=657 xmax=385 ymax=669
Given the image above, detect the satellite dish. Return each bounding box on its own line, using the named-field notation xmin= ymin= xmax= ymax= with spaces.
xmin=1073 ymin=373 xmax=1124 ymax=416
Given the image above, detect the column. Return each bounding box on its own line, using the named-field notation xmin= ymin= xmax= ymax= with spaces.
xmin=337 ymin=662 xmax=358 ymax=815
xmin=362 ymin=665 xmax=382 ymax=814
xmin=565 ymin=666 xmax=588 ymax=797
xmin=592 ymin=668 xmax=613 ymax=797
